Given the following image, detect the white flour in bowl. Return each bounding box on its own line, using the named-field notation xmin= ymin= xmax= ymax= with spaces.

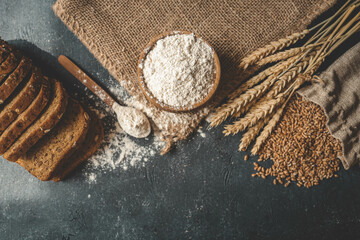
xmin=139 ymin=33 xmax=215 ymax=108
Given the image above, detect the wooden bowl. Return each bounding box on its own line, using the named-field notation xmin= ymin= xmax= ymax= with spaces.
xmin=137 ymin=31 xmax=221 ymax=112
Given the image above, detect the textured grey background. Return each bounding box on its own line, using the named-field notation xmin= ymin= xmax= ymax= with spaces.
xmin=1 ymin=1 xmax=360 ymax=239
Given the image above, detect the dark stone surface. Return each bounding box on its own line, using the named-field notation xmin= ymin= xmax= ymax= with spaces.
xmin=1 ymin=1 xmax=360 ymax=239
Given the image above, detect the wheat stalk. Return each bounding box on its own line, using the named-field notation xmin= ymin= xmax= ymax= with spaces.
xmin=239 ymin=115 xmax=270 ymax=151
xmin=239 ymin=29 xmax=309 ymax=70
xmin=256 ymin=46 xmax=310 ymax=66
xmin=223 ymin=93 xmax=286 ymax=136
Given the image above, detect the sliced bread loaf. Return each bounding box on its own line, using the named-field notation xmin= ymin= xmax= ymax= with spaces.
xmin=51 ymin=110 xmax=103 ymax=182
xmin=0 ymin=76 xmax=51 ymax=154
xmin=16 ymin=99 xmax=90 ymax=181
xmin=4 ymin=79 xmax=68 ymax=161
xmin=0 ymin=56 xmax=32 ymax=103
xmin=0 ymin=67 xmax=42 ymax=133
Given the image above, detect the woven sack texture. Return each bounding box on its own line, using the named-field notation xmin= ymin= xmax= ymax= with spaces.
xmin=53 ymin=0 xmax=336 ymax=147
xmin=299 ymin=42 xmax=360 ymax=169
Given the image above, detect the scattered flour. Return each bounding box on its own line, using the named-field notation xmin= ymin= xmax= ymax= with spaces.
xmin=197 ymin=127 xmax=206 ymax=138
xmin=80 ymin=73 xmax=207 ymax=183
xmin=84 ymin=121 xmax=163 ymax=183
xmin=139 ymin=33 xmax=215 ymax=108
xmin=81 ymin=81 xmax=164 ymax=183
xmin=86 ymin=172 xmax=97 ymax=184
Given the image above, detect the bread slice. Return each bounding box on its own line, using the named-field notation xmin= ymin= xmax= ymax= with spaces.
xmin=4 ymin=79 xmax=68 ymax=161
xmin=0 ymin=51 xmax=9 ymax=65
xmin=0 ymin=56 xmax=32 ymax=103
xmin=16 ymin=99 xmax=90 ymax=181
xmin=0 ymin=67 xmax=42 ymax=133
xmin=0 ymin=40 xmax=13 ymax=64
xmin=0 ymin=76 xmax=51 ymax=154
xmin=0 ymin=45 xmax=10 ymax=64
xmin=51 ymin=110 xmax=103 ymax=181
xmin=0 ymin=51 xmax=21 ymax=85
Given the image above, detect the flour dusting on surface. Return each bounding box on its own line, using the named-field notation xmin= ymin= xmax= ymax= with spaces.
xmin=83 ymin=113 xmax=164 ymax=183
xmin=80 ymin=74 xmax=208 ymax=183
xmin=197 ymin=127 xmax=206 ymax=138
xmin=80 ymin=82 xmax=164 ymax=183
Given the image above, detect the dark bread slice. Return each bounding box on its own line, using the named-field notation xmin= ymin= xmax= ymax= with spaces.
xmin=0 ymin=67 xmax=42 ymax=133
xmin=0 ymin=47 xmax=9 ymax=65
xmin=16 ymin=99 xmax=90 ymax=181
xmin=0 ymin=56 xmax=32 ymax=104
xmin=0 ymin=40 xmax=13 ymax=64
xmin=51 ymin=110 xmax=104 ymax=182
xmin=0 ymin=76 xmax=51 ymax=154
xmin=0 ymin=51 xmax=21 ymax=84
xmin=0 ymin=51 xmax=9 ymax=65
xmin=4 ymin=79 xmax=68 ymax=161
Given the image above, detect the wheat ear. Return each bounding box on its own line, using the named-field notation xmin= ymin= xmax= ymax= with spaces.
xmin=228 ymin=63 xmax=280 ymax=100
xmin=210 ymin=57 xmax=299 ymax=127
xmin=266 ymin=57 xmax=311 ymax=98
xmin=223 ymin=93 xmax=286 ymax=136
xmin=211 ymin=73 xmax=282 ymax=128
xmin=233 ymin=57 xmax=307 ymax=119
xmin=239 ymin=115 xmax=270 ymax=151
xmin=232 ymin=99 xmax=255 ymax=118
xmin=251 ymin=74 xmax=311 ymax=155
xmin=229 ymin=55 xmax=297 ymax=100
xmin=239 ymin=29 xmax=309 ymax=70
xmin=256 ymin=45 xmax=312 ymax=67
xmin=250 ymin=99 xmax=288 ymax=155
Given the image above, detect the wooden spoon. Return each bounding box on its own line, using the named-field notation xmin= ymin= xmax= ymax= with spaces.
xmin=58 ymin=55 xmax=151 ymax=138
xmin=137 ymin=31 xmax=221 ymax=113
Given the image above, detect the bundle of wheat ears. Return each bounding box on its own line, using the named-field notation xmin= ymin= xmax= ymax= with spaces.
xmin=210 ymin=0 xmax=360 ymax=155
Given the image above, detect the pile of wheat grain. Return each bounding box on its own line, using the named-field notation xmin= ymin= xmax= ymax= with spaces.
xmin=252 ymin=94 xmax=343 ymax=188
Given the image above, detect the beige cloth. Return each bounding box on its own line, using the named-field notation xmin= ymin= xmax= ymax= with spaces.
xmin=53 ymin=0 xmax=336 ymax=147
xmin=299 ymin=42 xmax=360 ymax=169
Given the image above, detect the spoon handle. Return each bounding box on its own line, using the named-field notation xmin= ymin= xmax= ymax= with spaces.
xmin=58 ymin=55 xmax=115 ymax=108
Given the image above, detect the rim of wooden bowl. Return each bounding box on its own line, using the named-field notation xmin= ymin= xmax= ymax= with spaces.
xmin=137 ymin=30 xmax=221 ymax=112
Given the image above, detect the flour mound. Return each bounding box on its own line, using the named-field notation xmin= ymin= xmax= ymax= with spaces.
xmin=141 ymin=33 xmax=215 ymax=108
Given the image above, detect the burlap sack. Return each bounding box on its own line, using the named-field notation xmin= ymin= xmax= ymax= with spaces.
xmin=299 ymin=42 xmax=360 ymax=169
xmin=53 ymin=0 xmax=336 ymax=149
